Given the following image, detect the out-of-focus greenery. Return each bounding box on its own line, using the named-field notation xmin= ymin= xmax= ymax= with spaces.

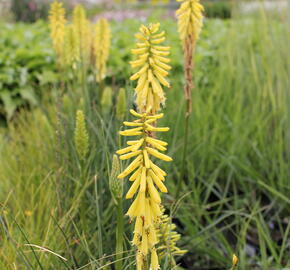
xmin=204 ymin=0 xmax=231 ymax=19
xmin=0 ymin=21 xmax=57 ymax=121
xmin=0 ymin=17 xmax=225 ymax=122
xmin=10 ymin=0 xmax=50 ymax=22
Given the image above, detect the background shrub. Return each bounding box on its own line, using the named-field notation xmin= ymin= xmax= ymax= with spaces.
xmin=0 ymin=21 xmax=57 ymax=123
xmin=204 ymin=0 xmax=231 ymax=19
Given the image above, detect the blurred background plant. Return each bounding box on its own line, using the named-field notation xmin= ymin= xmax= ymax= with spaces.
xmin=11 ymin=0 xmax=50 ymax=22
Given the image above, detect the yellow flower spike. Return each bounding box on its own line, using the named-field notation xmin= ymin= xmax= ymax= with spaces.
xmin=63 ymin=25 xmax=80 ymax=68
xmin=72 ymin=5 xmax=92 ymax=66
xmin=176 ymin=0 xmax=204 ymax=42
xmin=94 ymin=18 xmax=111 ymax=82
xmin=130 ymin=23 xmax=171 ymax=113
xmin=116 ymin=22 xmax=178 ymax=270
xmin=48 ymin=1 xmax=66 ymax=64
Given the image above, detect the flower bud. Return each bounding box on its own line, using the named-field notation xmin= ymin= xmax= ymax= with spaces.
xmin=74 ymin=110 xmax=89 ymax=160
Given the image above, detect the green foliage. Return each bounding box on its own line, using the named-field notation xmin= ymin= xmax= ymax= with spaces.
xmin=0 ymin=21 xmax=57 ymax=121
xmin=10 ymin=0 xmax=50 ymax=22
xmin=204 ymin=0 xmax=232 ymax=19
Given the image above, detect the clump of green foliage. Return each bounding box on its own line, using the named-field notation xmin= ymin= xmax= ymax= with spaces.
xmin=10 ymin=0 xmax=50 ymax=22
xmin=0 ymin=21 xmax=57 ymax=122
xmin=204 ymin=0 xmax=232 ymax=19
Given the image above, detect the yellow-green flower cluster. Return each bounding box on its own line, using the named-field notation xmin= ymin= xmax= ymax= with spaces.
xmin=157 ymin=206 xmax=187 ymax=262
xmin=48 ymin=1 xmax=66 ymax=61
xmin=48 ymin=2 xmax=111 ymax=81
xmin=176 ymin=0 xmax=204 ymax=42
xmin=130 ymin=23 xmax=171 ymax=114
xmin=74 ymin=110 xmax=89 ymax=160
xmin=109 ymin=154 xmax=123 ymax=204
xmin=117 ymin=109 xmax=172 ymax=270
xmin=94 ymin=18 xmax=111 ymax=82
xmin=63 ymin=25 xmax=80 ymax=68
xmin=72 ymin=5 xmax=92 ymax=66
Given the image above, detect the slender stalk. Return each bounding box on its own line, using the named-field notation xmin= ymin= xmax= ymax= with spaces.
xmin=94 ymin=175 xmax=103 ymax=259
xmin=115 ymin=198 xmax=124 ymax=270
xmin=176 ymin=36 xmax=194 ymax=198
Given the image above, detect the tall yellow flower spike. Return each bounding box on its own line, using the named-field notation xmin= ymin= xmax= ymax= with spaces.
xmin=130 ymin=23 xmax=171 ymax=114
xmin=94 ymin=18 xmax=111 ymax=83
xmin=48 ymin=1 xmax=66 ymax=63
xmin=72 ymin=5 xmax=92 ymax=65
xmin=176 ymin=0 xmax=204 ymax=43
xmin=63 ymin=25 xmax=80 ymax=68
xmin=117 ymin=108 xmax=172 ymax=270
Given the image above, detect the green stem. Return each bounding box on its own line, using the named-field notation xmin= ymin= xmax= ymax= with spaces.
xmin=176 ymin=101 xmax=190 ymax=198
xmin=94 ymin=176 xmax=103 ymax=259
xmin=115 ymin=198 xmax=124 ymax=270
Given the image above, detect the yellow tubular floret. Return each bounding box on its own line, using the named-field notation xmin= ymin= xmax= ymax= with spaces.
xmin=130 ymin=23 xmax=171 ymax=114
